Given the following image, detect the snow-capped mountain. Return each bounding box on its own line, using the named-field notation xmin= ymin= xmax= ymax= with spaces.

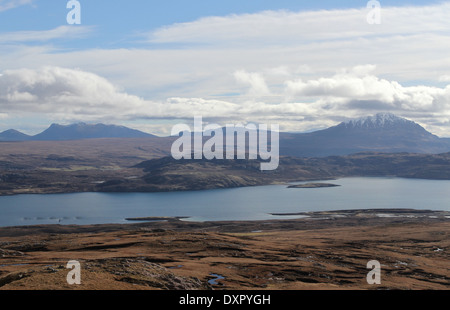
xmin=333 ymin=112 xmax=438 ymax=139
xmin=280 ymin=113 xmax=449 ymax=157
xmin=338 ymin=113 xmax=435 ymax=136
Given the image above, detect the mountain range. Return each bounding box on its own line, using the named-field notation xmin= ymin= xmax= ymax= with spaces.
xmin=1 ymin=113 xmax=450 ymax=157
xmin=0 ymin=122 xmax=155 ymax=141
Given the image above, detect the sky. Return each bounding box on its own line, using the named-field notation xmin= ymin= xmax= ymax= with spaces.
xmin=1 ymin=0 xmax=450 ymax=136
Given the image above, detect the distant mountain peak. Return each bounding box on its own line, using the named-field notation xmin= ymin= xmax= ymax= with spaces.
xmin=0 ymin=129 xmax=31 ymax=141
xmin=2 ymin=129 xmax=24 ymax=134
xmin=278 ymin=112 xmax=449 ymax=157
xmin=32 ymin=122 xmax=155 ymax=141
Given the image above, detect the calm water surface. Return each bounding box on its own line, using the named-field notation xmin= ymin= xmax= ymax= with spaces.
xmin=0 ymin=177 xmax=449 ymax=227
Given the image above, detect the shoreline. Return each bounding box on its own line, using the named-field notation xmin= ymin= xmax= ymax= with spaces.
xmin=0 ymin=208 xmax=449 ymax=230
xmin=0 ymin=208 xmax=448 ymax=234
xmin=0 ymin=207 xmax=449 ymax=231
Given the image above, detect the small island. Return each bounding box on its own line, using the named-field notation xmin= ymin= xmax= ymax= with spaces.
xmin=125 ymin=216 xmax=190 ymax=222
xmin=287 ymin=183 xmax=341 ymax=189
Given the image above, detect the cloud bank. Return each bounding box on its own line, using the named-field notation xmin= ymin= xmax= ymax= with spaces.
xmin=1 ymin=66 xmax=450 ymax=136
xmin=149 ymin=4 xmax=450 ymax=46
xmin=0 ymin=26 xmax=93 ymax=43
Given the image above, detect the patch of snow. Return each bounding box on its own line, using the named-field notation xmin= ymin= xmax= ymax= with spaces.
xmin=344 ymin=113 xmax=409 ymax=129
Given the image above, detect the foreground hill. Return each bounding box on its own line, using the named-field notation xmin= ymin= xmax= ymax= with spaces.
xmin=0 ymin=210 xmax=448 ymax=290
xmin=122 ymin=152 xmax=450 ymax=193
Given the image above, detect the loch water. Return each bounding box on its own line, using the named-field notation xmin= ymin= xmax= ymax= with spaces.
xmin=0 ymin=177 xmax=449 ymax=227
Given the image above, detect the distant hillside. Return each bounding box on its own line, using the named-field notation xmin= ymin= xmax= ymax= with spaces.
xmin=95 ymin=152 xmax=450 ymax=193
xmin=32 ymin=123 xmax=156 ymax=141
xmin=0 ymin=129 xmax=32 ymax=142
xmin=0 ymin=123 xmax=155 ymax=141
xmin=1 ymin=146 xmax=450 ymax=195
xmin=280 ymin=113 xmax=450 ymax=157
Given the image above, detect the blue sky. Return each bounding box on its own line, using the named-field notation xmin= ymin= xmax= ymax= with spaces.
xmin=1 ymin=0 xmax=450 ymax=136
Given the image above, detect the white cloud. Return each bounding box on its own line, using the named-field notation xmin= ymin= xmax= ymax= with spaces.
xmin=0 ymin=67 xmax=144 ymax=119
xmin=0 ymin=66 xmax=322 ymax=126
xmin=148 ymin=4 xmax=450 ymax=46
xmin=285 ymin=67 xmax=450 ymax=113
xmin=234 ymin=70 xmax=271 ymax=97
xmin=0 ymin=26 xmax=93 ymax=43
xmin=0 ymin=0 xmax=33 ymax=12
xmin=0 ymin=67 xmax=247 ymax=123
xmin=439 ymin=75 xmax=450 ymax=82
xmin=286 ymin=70 xmax=404 ymax=103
